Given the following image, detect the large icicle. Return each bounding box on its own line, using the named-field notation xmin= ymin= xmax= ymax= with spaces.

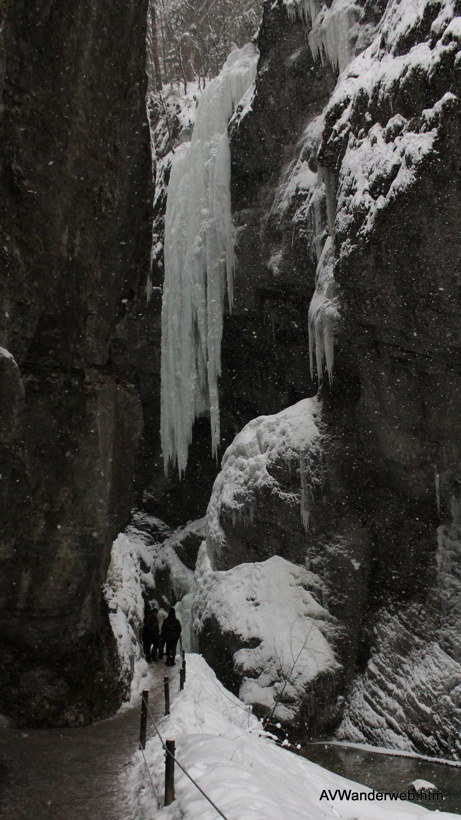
xmin=160 ymin=44 xmax=258 ymax=476
xmin=284 ymin=0 xmax=362 ymax=74
xmin=308 ymin=236 xmax=340 ymax=384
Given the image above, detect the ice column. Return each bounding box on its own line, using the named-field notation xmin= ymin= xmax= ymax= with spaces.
xmin=160 ymin=44 xmax=258 ymax=476
xmin=308 ymin=236 xmax=340 ymax=384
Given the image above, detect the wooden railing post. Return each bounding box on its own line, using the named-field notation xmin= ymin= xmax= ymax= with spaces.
xmin=164 ymin=739 xmax=176 ymax=806
xmin=179 ymin=666 xmax=185 ymax=691
xmin=164 ymin=675 xmax=170 ymax=716
xmin=139 ymin=690 xmax=149 ymax=750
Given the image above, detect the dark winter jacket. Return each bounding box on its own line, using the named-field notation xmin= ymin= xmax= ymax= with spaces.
xmin=161 ymin=610 xmax=181 ymax=642
xmin=144 ymin=610 xmax=159 ymax=637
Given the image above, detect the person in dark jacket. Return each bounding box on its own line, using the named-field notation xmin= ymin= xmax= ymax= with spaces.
xmin=157 ymin=605 xmax=168 ymax=659
xmin=143 ymin=606 xmax=160 ymax=662
xmin=161 ymin=607 xmax=182 ymax=666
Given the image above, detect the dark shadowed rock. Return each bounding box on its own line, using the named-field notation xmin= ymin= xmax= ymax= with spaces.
xmin=0 ymin=0 xmax=151 ymax=725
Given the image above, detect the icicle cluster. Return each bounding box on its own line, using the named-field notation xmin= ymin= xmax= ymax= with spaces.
xmin=308 ymin=237 xmax=339 ymax=385
xmin=285 ymin=0 xmax=320 ymax=25
xmin=304 ymin=163 xmax=339 ymax=384
xmin=284 ymin=0 xmax=361 ymax=74
xmin=160 ymin=44 xmax=258 ymax=476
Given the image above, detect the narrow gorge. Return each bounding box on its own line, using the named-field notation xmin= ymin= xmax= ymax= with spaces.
xmin=1 ymin=0 xmax=461 ymax=778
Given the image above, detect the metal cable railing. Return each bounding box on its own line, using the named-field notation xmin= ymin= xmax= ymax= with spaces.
xmin=139 ymin=664 xmax=230 ymax=820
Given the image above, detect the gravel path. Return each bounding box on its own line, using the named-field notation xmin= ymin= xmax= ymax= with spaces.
xmin=0 ymin=662 xmax=178 ymax=819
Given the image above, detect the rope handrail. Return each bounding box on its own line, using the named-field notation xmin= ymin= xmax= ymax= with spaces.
xmin=141 ymin=690 xmax=230 ymax=820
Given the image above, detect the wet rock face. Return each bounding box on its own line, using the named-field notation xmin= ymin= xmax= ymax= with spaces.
xmin=0 ymin=0 xmax=150 ymax=724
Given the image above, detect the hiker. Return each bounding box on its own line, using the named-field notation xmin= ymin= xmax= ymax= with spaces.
xmin=143 ymin=605 xmax=160 ymax=662
xmin=157 ymin=605 xmax=168 ymax=659
xmin=161 ymin=607 xmax=182 ymax=666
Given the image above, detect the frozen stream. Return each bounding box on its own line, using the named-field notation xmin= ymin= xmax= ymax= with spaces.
xmin=301 ymin=743 xmax=461 ymax=814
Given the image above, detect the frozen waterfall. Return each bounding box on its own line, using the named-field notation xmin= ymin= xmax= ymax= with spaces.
xmin=160 ymin=44 xmax=258 ymax=476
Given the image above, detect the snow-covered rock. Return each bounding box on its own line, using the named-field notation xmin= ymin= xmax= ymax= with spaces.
xmin=104 ymin=534 xmax=147 ymax=699
xmin=194 ymin=553 xmax=341 ymax=723
xmin=192 ymin=398 xmax=370 ymax=734
xmin=203 ymin=397 xmax=324 ymax=566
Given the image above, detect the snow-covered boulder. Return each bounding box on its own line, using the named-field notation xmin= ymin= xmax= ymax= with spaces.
xmin=194 ymin=552 xmax=342 ymax=727
xmin=204 ymin=397 xmax=324 ymax=569
xmin=193 ymin=398 xmax=370 ymax=735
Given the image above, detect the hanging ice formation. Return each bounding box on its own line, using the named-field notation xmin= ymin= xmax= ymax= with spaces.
xmin=160 ymin=44 xmax=258 ymax=476
xmin=282 ymin=0 xmax=359 ymax=386
xmin=308 ymin=236 xmax=339 ymax=385
xmin=284 ymin=0 xmax=362 ymax=74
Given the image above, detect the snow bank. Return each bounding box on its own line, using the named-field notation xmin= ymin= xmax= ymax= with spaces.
xmin=160 ymin=43 xmax=258 ymax=476
xmin=104 ymin=534 xmax=147 ymax=698
xmin=194 ymin=554 xmax=340 ymax=720
xmin=126 ymin=653 xmax=458 ymax=819
xmin=204 ymin=397 xmax=323 ymax=551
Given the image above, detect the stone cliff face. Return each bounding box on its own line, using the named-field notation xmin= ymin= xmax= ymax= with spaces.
xmin=0 ymin=0 xmax=151 ymax=725
xmin=192 ymin=0 xmax=461 ymax=757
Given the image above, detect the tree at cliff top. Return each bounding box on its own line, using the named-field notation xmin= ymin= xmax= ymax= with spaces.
xmin=147 ymin=0 xmax=263 ymax=92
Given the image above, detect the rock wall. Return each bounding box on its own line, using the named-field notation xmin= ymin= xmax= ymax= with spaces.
xmin=0 ymin=0 xmax=151 ymax=725
xmin=193 ymin=0 xmax=461 ymax=757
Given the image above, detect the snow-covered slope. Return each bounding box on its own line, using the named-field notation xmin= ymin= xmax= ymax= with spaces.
xmin=126 ymin=653 xmax=459 ymax=819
